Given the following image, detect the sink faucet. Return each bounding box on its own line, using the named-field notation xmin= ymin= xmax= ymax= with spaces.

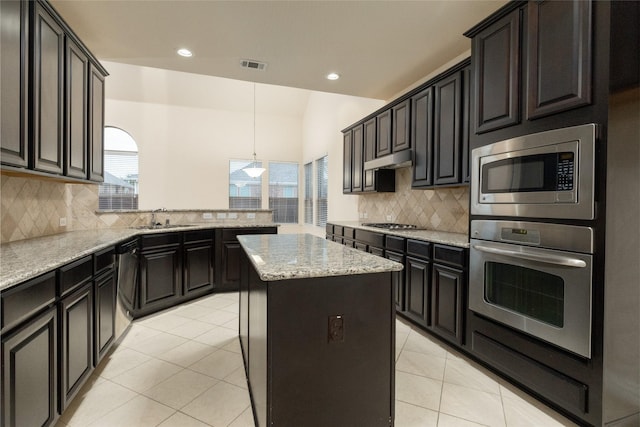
xmin=150 ymin=208 xmax=166 ymax=226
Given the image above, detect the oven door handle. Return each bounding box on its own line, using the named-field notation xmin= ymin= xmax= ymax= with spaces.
xmin=472 ymin=244 xmax=587 ymax=268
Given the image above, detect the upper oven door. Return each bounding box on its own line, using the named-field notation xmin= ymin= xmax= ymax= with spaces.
xmin=469 ymin=238 xmax=593 ymax=358
xmin=471 ymin=123 xmax=597 ymax=220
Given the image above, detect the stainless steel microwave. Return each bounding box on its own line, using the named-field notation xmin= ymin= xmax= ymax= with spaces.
xmin=471 ymin=124 xmax=597 ymax=220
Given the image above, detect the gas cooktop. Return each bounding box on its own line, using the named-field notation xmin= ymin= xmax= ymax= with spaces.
xmin=362 ymin=223 xmax=420 ymax=230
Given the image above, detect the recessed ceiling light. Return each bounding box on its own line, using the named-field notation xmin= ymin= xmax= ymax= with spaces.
xmin=177 ymin=48 xmax=193 ymax=57
xmin=326 ymin=72 xmax=340 ymax=81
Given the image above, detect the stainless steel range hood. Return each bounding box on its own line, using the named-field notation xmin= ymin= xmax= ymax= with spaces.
xmin=363 ymin=149 xmax=412 ymax=170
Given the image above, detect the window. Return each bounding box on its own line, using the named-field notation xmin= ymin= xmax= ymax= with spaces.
xmin=304 ymin=162 xmax=313 ymax=224
xmin=269 ymin=162 xmax=298 ymax=223
xmin=315 ymin=155 xmax=328 ymax=226
xmin=98 ymin=127 xmax=139 ymax=210
xmin=229 ymin=160 xmax=262 ymax=209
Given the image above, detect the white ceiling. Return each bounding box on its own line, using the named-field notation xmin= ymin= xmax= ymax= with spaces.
xmin=50 ymin=0 xmax=507 ymax=101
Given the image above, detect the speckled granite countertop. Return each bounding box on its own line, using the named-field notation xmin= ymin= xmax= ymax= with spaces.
xmin=238 ymin=234 xmax=403 ymax=282
xmin=328 ymin=221 xmax=469 ymax=248
xmin=0 ymin=223 xmax=278 ymax=291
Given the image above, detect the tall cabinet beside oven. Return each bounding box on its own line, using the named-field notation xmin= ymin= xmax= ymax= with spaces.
xmin=464 ymin=1 xmax=639 ymax=426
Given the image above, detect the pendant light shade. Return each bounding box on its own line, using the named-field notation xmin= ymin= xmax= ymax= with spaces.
xmin=243 ymin=83 xmax=265 ymax=178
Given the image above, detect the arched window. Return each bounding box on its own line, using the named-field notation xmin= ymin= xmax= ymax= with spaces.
xmin=98 ymin=127 xmax=139 ymax=210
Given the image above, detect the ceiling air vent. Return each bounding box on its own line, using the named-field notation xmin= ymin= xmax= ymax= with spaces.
xmin=241 ymin=59 xmax=267 ymax=71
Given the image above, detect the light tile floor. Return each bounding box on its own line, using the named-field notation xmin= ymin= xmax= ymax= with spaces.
xmin=56 ymin=292 xmax=578 ymax=427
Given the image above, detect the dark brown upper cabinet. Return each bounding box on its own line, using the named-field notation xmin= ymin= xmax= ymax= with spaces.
xmin=411 ymin=87 xmax=434 ymax=188
xmin=65 ymin=38 xmax=88 ymax=179
xmin=33 ymin=1 xmax=65 ymax=175
xmin=376 ymin=109 xmax=392 ymax=157
xmin=342 ymin=130 xmax=352 ymax=193
xmin=88 ymin=64 xmax=106 ymax=182
xmin=392 ymin=100 xmax=411 ymax=152
xmin=433 ymin=71 xmax=463 ymax=185
xmin=0 ymin=0 xmax=30 ymax=169
xmin=363 ymin=117 xmax=377 ymax=192
xmin=526 ymin=0 xmax=592 ymax=119
xmin=472 ymin=8 xmax=521 ymax=134
xmin=351 ymin=124 xmax=363 ymax=192
xmin=462 ymin=65 xmax=471 ymax=183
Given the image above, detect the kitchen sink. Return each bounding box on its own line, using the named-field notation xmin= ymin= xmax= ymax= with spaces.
xmin=134 ymin=224 xmax=195 ymax=230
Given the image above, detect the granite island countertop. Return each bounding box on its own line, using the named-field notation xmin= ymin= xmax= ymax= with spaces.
xmin=328 ymin=221 xmax=469 ymax=248
xmin=238 ymin=233 xmax=403 ymax=282
xmin=0 ymin=223 xmax=278 ymax=291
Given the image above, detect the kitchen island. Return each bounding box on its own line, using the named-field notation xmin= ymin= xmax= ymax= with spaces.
xmin=237 ymin=233 xmax=403 ymax=427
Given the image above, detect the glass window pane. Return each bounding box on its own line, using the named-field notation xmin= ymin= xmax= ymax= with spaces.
xmin=98 ymin=127 xmax=139 ymax=210
xmin=315 ymin=156 xmax=328 ymax=226
xmin=230 ymin=160 xmax=262 ymax=209
xmin=304 ymin=162 xmax=313 ymax=224
xmin=269 ymin=162 xmax=298 ymax=223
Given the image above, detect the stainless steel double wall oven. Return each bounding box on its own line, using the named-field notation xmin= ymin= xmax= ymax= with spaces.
xmin=469 ymin=124 xmax=597 ymax=358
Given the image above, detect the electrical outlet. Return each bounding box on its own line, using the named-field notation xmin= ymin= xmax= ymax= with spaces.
xmin=228 ymin=212 xmax=238 ymax=219
xmin=59 ymin=217 xmax=67 ymax=227
xmin=247 ymin=213 xmax=256 ymax=219
xmin=328 ymin=315 xmax=344 ymax=343
xmin=386 ymin=214 xmax=392 ymax=221
xmin=363 ymin=212 xmax=368 ymax=219
xmin=217 ymin=213 xmax=227 ymax=219
xmin=202 ymin=212 xmax=213 ymax=220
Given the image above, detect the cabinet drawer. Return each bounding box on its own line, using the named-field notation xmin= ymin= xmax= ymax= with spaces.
xmin=333 ymin=226 xmax=344 ymax=237
xmin=433 ymin=244 xmax=466 ymax=268
xmin=406 ymin=240 xmax=432 ymax=259
xmin=141 ymin=233 xmax=181 ymax=249
xmin=59 ymin=256 xmax=93 ymax=296
xmin=221 ymin=227 xmax=277 ymax=242
xmin=343 ymin=227 xmax=355 ymax=239
xmin=326 ymin=224 xmax=334 ymax=235
xmin=385 ymin=235 xmax=405 ymax=252
xmin=184 ymin=229 xmax=214 ymax=244
xmin=1 ymin=271 xmax=56 ymax=333
xmin=94 ymin=247 xmax=115 ymax=276
xmin=355 ymin=229 xmax=384 ymax=248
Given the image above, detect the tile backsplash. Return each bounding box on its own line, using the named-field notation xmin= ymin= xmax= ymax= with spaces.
xmin=0 ymin=174 xmax=273 ymax=243
xmin=358 ymin=168 xmax=469 ymax=234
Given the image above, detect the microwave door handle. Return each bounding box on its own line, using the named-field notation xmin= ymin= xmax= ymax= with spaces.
xmin=472 ymin=244 xmax=587 ymax=268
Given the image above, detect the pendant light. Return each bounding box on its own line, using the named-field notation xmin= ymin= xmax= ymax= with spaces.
xmin=243 ymin=83 xmax=265 ymax=178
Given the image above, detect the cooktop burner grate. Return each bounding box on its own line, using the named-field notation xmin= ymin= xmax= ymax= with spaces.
xmin=362 ymin=223 xmax=420 ymax=230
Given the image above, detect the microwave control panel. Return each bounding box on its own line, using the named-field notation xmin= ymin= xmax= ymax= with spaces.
xmin=556 ymin=152 xmax=574 ymax=191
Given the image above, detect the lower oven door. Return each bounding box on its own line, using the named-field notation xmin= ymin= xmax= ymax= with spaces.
xmin=469 ymin=238 xmax=592 ymax=358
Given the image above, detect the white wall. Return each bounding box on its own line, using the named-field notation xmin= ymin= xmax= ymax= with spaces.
xmin=302 ymin=92 xmax=384 ymax=223
xmin=103 ymin=61 xmax=384 ymax=221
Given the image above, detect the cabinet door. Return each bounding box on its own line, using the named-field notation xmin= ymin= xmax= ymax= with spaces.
xmin=433 ymin=71 xmax=462 ymax=185
xmin=431 ymin=264 xmax=464 ymax=345
xmin=64 ymin=38 xmax=88 ymax=179
xmin=411 ymin=87 xmax=434 ymax=187
xmin=33 ymin=3 xmax=65 ymax=174
xmin=2 ymin=307 xmax=58 ymax=427
xmin=60 ymin=284 xmax=93 ymax=411
xmin=526 ymin=0 xmax=592 ymax=119
xmin=221 ymin=242 xmax=242 ymax=291
xmin=392 ymin=99 xmax=411 ymax=152
xmin=404 ymin=256 xmax=430 ymax=328
xmin=473 ymin=8 xmax=521 ymax=133
xmin=184 ymin=243 xmax=215 ymax=295
xmin=462 ymin=66 xmax=472 ymax=183
xmin=94 ymin=271 xmax=116 ymax=364
xmin=139 ymin=246 xmax=182 ymax=313
xmin=88 ymin=64 xmax=106 ymax=181
xmin=0 ymin=0 xmax=29 ymax=168
xmin=363 ymin=117 xmax=376 ymax=191
xmin=386 ymin=251 xmax=405 ymax=312
xmin=351 ymin=124 xmax=363 ymax=192
xmin=342 ymin=130 xmax=352 ymax=193
xmin=376 ymin=109 xmax=392 ymax=157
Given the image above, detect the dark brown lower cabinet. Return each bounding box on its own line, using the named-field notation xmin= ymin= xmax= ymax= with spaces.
xmin=386 ymin=250 xmax=405 ymax=312
xmin=60 ymin=283 xmax=93 ymax=411
xmin=1 ymin=307 xmax=58 ymax=427
xmin=94 ymin=271 xmax=116 ymax=365
xmin=431 ymin=263 xmax=464 ymax=345
xmin=139 ymin=244 xmax=182 ymax=316
xmin=404 ymin=256 xmax=431 ymax=328
xmin=183 ymin=230 xmax=215 ymax=298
